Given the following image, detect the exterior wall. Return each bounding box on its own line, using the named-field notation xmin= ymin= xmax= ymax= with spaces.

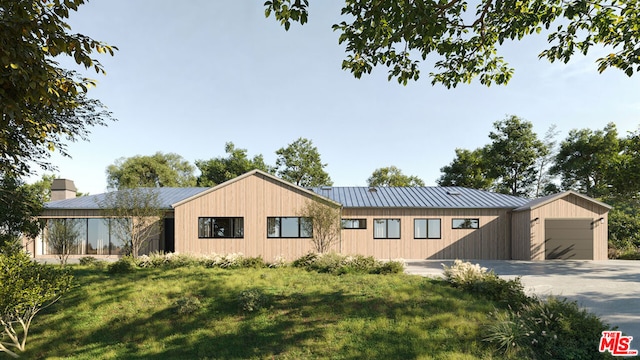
xmin=174 ymin=172 xmax=326 ymax=262
xmin=340 ymin=207 xmax=512 ymax=260
xmin=512 ymin=194 xmax=609 ymax=260
xmin=510 ymin=210 xmax=532 ymax=260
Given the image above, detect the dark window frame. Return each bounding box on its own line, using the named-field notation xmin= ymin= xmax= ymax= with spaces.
xmin=198 ymin=217 xmax=244 ymax=239
xmin=341 ymin=218 xmax=367 ymax=229
xmin=414 ymin=218 xmax=442 ymax=239
xmin=452 ymin=218 xmax=480 ymax=229
xmin=267 ymin=217 xmax=313 ymax=238
xmin=373 ymin=218 xmax=401 ymax=239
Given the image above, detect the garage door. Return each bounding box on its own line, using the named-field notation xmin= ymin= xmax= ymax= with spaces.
xmin=545 ymin=219 xmax=593 ymax=260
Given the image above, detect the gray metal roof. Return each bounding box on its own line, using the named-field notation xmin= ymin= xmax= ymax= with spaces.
xmin=513 ymin=190 xmax=611 ymax=211
xmin=309 ymin=186 xmax=530 ymax=209
xmin=44 ymin=187 xmax=210 ymax=210
xmin=44 ymin=184 xmax=530 ymax=211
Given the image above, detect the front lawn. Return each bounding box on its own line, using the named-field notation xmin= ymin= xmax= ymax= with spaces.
xmin=24 ymin=266 xmax=497 ymax=359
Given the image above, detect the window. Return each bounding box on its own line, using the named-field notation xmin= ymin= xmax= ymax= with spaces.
xmin=452 ymin=218 xmax=479 ymax=229
xmin=341 ymin=219 xmax=367 ymax=229
xmin=414 ymin=218 xmax=441 ymax=239
xmin=374 ymin=219 xmax=400 ymax=239
xmin=198 ymin=217 xmax=244 ymax=238
xmin=43 ymin=218 xmax=122 ymax=255
xmin=87 ymin=218 xmax=110 ymax=255
xmin=267 ymin=217 xmax=312 ymax=238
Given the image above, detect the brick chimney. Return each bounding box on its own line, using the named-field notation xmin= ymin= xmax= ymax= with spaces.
xmin=51 ymin=179 xmax=77 ymax=201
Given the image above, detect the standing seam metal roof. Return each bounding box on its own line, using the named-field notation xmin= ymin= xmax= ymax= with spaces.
xmin=309 ymin=186 xmax=529 ymax=208
xmin=44 ymin=187 xmax=211 ymax=210
xmin=44 ymin=185 xmax=530 ymax=210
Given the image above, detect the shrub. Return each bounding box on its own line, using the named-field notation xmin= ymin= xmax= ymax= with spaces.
xmin=136 ymin=252 xmax=169 ymax=268
xmin=375 ymin=260 xmax=405 ymax=274
xmin=442 ymin=259 xmax=490 ymax=287
xmin=78 ymin=256 xmax=107 ymax=268
xmin=165 ymin=253 xmax=199 ymax=268
xmin=342 ymin=254 xmax=379 ymax=273
xmin=0 ymin=251 xmax=73 ymax=357
xmin=442 ymin=260 xmax=530 ymax=309
xmin=238 ymin=288 xmax=268 ymax=313
xmin=107 ymin=257 xmax=137 ymax=274
xmin=292 ymin=253 xmax=405 ymax=275
xmin=483 ymin=310 xmax=532 ymax=357
xmin=201 ymin=253 xmax=246 ymax=269
xmin=268 ymin=255 xmax=288 ymax=268
xmin=241 ymin=256 xmax=266 ymax=269
xmin=291 ymin=252 xmax=319 ymax=268
xmin=174 ymin=295 xmax=203 ymax=315
xmin=485 ymin=297 xmax=613 ymax=359
xmin=310 ymin=252 xmax=346 ymax=273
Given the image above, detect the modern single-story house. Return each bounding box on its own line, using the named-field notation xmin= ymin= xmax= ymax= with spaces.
xmin=27 ymin=170 xmax=611 ymax=261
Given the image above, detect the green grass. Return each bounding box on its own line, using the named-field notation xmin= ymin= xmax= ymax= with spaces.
xmin=22 ymin=266 xmax=501 ymax=359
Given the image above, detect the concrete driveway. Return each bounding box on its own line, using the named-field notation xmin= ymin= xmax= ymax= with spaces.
xmin=405 ymin=260 xmax=640 ymax=343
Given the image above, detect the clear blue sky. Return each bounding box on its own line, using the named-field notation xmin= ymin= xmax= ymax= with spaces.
xmin=30 ymin=1 xmax=640 ymax=195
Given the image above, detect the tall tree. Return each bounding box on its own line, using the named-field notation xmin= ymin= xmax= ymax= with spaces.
xmin=534 ymin=125 xmax=561 ymax=197
xmin=611 ymin=128 xmax=640 ymax=196
xmin=367 ymin=166 xmax=424 ymax=187
xmin=485 ymin=116 xmax=546 ymax=197
xmin=265 ymin=0 xmax=640 ymax=87
xmin=106 ymin=152 xmax=196 ymax=189
xmin=196 ymin=142 xmax=274 ymax=187
xmin=0 ymin=175 xmax=43 ymax=254
xmin=24 ymin=175 xmax=56 ymax=204
xmin=100 ymin=188 xmax=164 ymax=258
xmin=275 ymin=138 xmax=332 ymax=187
xmin=1 ymin=0 xmax=116 ymax=177
xmin=550 ymin=123 xmax=619 ymax=198
xmin=437 ymin=148 xmax=493 ymax=189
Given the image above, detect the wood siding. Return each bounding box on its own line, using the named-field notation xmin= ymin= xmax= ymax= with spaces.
xmin=511 ymin=194 xmax=609 ymax=261
xmin=341 ymin=208 xmax=512 ymax=260
xmin=173 ymin=172 xmax=328 ymax=261
xmin=510 ymin=210 xmax=533 ymax=260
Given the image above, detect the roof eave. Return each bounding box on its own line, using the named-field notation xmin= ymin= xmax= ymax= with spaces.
xmin=513 ymin=191 xmax=612 ymax=212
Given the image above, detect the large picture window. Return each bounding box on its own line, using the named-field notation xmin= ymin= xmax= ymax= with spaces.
xmin=452 ymin=218 xmax=479 ymax=229
xmin=267 ymin=217 xmax=312 ymax=238
xmin=374 ymin=219 xmax=400 ymax=239
xmin=43 ymin=218 xmax=122 ymax=255
xmin=341 ymin=219 xmax=367 ymax=229
xmin=414 ymin=219 xmax=441 ymax=239
xmin=198 ymin=217 xmax=244 ymax=238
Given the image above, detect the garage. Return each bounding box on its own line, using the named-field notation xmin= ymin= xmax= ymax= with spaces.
xmin=545 ymin=219 xmax=593 ymax=260
xmin=511 ymin=191 xmax=610 ymax=260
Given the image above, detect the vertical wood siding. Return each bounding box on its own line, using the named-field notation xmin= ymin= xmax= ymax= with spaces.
xmin=512 ymin=194 xmax=609 ymax=260
xmin=174 ymin=173 xmax=322 ymax=262
xmin=341 ymin=208 xmax=512 ymax=259
xmin=510 ymin=210 xmax=533 ymax=260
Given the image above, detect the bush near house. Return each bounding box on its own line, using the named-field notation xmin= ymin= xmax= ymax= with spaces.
xmin=443 ymin=260 xmax=614 ymax=359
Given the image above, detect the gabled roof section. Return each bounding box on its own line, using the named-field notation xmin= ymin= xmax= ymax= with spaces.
xmin=171 ymin=170 xmax=341 ymax=208
xmin=44 ymin=187 xmax=210 ymax=210
xmin=309 ymin=186 xmax=529 ymax=209
xmin=513 ymin=190 xmax=612 ymax=212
